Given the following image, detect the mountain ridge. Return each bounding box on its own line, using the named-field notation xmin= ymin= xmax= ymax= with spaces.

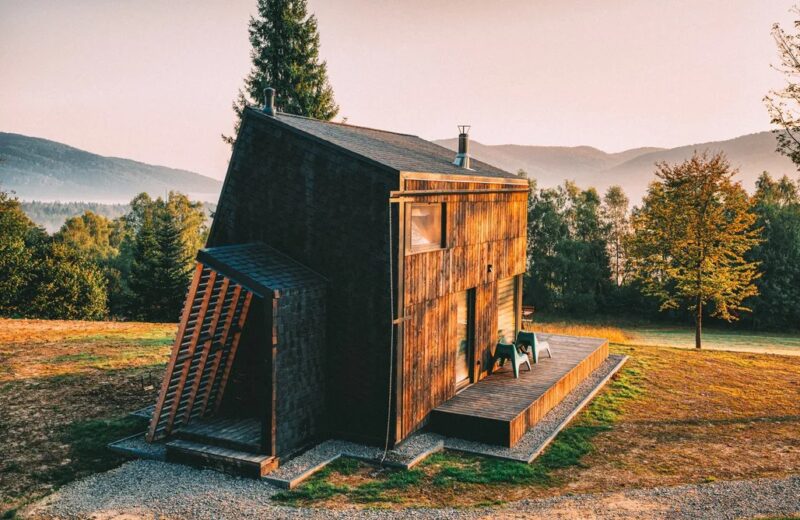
xmin=0 ymin=132 xmax=222 ymax=202
xmin=435 ymin=131 xmax=796 ymax=201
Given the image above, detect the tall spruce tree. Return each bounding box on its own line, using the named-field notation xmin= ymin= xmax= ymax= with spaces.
xmin=629 ymin=152 xmax=761 ymax=348
xmin=224 ymin=0 xmax=338 ymax=144
xmin=153 ymin=211 xmax=192 ymax=322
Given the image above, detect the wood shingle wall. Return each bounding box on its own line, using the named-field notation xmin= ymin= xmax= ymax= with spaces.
xmin=208 ymin=111 xmax=399 ymax=446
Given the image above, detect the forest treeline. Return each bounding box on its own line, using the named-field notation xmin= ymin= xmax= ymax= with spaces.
xmin=525 ymin=162 xmax=800 ymax=332
xmin=0 ymin=155 xmax=798 ymax=331
xmin=0 ymin=191 xmax=208 ymax=322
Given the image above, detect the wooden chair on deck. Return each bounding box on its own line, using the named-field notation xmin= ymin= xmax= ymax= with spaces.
xmin=515 ymin=330 xmax=552 ymax=364
xmin=493 ymin=341 xmax=531 ymax=379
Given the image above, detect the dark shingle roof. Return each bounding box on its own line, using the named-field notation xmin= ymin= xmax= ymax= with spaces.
xmin=246 ymin=107 xmax=520 ymax=180
xmin=197 ymin=242 xmax=326 ymax=297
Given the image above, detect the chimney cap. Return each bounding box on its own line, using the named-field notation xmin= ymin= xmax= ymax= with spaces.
xmin=453 ymin=125 xmax=472 ymax=170
xmin=262 ymin=87 xmax=276 ymax=116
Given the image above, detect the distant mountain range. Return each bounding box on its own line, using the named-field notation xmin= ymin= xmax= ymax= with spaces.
xmin=1 ymin=130 xmax=794 ymax=206
xmin=0 ymin=132 xmax=222 ymax=202
xmin=435 ymin=131 xmax=797 ymax=201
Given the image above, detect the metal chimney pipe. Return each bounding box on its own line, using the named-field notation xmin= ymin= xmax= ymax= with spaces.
xmin=263 ymin=87 xmax=276 ymax=116
xmin=453 ymin=125 xmax=471 ymax=169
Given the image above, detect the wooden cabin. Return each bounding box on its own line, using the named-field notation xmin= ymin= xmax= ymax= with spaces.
xmin=145 ymin=92 xmax=608 ymax=477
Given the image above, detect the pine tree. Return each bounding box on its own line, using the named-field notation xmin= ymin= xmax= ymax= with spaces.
xmin=629 ymin=152 xmax=761 ymax=348
xmin=153 ymin=211 xmax=192 ymax=322
xmin=128 ymin=217 xmax=162 ymax=321
xmin=224 ymin=0 xmax=338 ymax=144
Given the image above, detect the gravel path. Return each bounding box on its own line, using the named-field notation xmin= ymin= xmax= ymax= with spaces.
xmin=24 ymin=460 xmax=800 ymax=519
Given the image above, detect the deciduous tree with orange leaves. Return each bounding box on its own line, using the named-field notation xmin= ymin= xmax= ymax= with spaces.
xmin=629 ymin=151 xmax=760 ymax=348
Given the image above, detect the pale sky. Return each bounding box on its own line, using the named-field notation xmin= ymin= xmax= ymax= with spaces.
xmin=0 ymin=0 xmax=794 ymax=180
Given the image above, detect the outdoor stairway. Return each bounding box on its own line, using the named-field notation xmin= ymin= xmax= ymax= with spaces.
xmin=165 ymin=417 xmax=278 ymax=478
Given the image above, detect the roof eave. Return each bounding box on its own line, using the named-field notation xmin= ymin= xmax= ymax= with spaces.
xmin=399 ymin=171 xmax=530 ymax=186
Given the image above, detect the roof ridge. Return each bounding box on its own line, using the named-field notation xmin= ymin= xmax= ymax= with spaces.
xmin=247 ymin=106 xmax=418 ymax=138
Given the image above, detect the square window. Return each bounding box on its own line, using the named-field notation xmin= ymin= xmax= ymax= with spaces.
xmin=407 ymin=203 xmax=444 ymax=253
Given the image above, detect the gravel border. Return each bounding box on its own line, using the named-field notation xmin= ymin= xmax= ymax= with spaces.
xmin=24 ymin=460 xmax=800 ymax=520
xmin=265 ymin=433 xmax=445 ymax=489
xmin=444 ymin=354 xmax=628 ymax=462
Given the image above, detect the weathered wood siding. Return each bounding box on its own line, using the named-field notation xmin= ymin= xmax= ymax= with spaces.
xmin=398 ymin=177 xmax=528 ymax=441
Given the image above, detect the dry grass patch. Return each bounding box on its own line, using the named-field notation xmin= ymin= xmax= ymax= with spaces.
xmin=525 ymin=321 xmax=631 ymax=344
xmin=0 ymin=318 xmax=175 ymax=517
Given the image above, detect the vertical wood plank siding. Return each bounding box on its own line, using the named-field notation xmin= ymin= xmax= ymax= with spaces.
xmin=398 ymin=178 xmax=528 ymax=440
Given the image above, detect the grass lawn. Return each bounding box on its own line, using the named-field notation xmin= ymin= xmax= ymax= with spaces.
xmin=0 ymin=319 xmax=175 ymax=518
xmin=1 ymin=318 xmax=799 ymax=515
xmin=275 ymin=327 xmax=800 ymax=508
xmin=530 ymin=318 xmax=800 ymax=356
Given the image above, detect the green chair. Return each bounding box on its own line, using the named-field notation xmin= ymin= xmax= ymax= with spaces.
xmin=515 ymin=330 xmax=552 ymax=364
xmin=493 ymin=341 xmax=531 ymax=379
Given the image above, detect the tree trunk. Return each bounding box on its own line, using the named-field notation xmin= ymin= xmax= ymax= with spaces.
xmin=695 ymin=298 xmax=702 ymax=349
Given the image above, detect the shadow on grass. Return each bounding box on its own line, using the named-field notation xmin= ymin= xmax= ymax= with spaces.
xmin=41 ymin=415 xmax=147 ymax=489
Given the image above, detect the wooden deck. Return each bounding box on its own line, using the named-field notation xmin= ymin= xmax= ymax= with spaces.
xmin=430 ymin=334 xmax=609 ymax=447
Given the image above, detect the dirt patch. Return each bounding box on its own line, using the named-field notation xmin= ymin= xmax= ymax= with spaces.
xmin=0 ymin=318 xmax=175 ymax=516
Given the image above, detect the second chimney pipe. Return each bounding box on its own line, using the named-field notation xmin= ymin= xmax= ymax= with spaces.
xmin=453 ymin=125 xmax=471 ymax=169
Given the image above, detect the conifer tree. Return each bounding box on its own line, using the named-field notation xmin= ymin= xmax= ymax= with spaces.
xmin=224 ymin=0 xmax=338 ymax=144
xmin=629 ymin=152 xmax=760 ymax=348
xmin=154 ymin=211 xmax=192 ymax=321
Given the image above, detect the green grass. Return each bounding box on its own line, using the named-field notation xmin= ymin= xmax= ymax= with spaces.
xmin=273 ymin=458 xmax=426 ymax=504
xmin=48 ymin=352 xmax=107 ymax=364
xmin=274 ymin=364 xmax=645 ymax=506
xmin=622 ymin=327 xmax=800 ymax=354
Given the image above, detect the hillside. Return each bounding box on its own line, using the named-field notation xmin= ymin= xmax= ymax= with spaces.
xmin=436 ymin=131 xmax=797 ymax=201
xmin=0 ymin=132 xmax=222 ymax=202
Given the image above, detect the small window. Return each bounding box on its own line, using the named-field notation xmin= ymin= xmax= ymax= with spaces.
xmin=407 ymin=203 xmax=444 ymax=253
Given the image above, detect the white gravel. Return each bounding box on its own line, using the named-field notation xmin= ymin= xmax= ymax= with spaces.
xmin=24 ymin=460 xmax=800 ymax=519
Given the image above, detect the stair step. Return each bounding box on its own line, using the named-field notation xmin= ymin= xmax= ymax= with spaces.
xmin=166 ymin=439 xmax=278 ymax=478
xmin=174 ymin=417 xmax=262 ymax=453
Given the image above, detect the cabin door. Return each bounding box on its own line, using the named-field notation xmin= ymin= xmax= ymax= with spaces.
xmin=455 ymin=289 xmax=475 ymax=390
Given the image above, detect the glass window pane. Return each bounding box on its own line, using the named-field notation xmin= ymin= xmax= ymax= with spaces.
xmin=409 ymin=204 xmax=442 ymax=251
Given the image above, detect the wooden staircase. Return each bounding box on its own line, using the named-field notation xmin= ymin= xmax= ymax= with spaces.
xmin=165 ymin=417 xmax=278 ymax=478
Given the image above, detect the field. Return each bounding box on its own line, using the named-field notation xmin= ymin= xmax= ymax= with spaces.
xmin=530 ymin=319 xmax=800 ymax=356
xmin=273 ymin=340 xmax=800 ymax=508
xmin=0 ymin=319 xmax=174 ymax=517
xmin=1 ymin=318 xmax=800 ymax=516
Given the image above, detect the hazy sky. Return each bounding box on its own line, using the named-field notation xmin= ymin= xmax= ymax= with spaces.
xmin=1 ymin=0 xmax=795 ymax=180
